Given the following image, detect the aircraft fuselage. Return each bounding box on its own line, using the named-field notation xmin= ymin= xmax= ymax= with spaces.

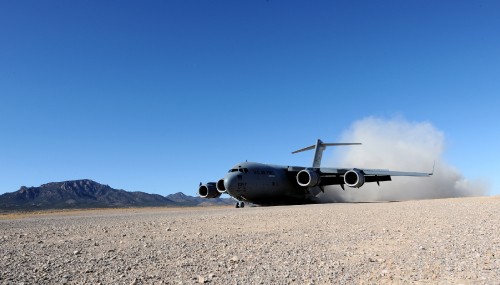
xmin=220 ymin=162 xmax=313 ymax=206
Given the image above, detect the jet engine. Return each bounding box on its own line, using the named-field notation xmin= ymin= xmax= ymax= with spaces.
xmin=216 ymin=179 xmax=226 ymax=193
xmin=296 ymin=169 xmax=321 ymax=187
xmin=344 ymin=169 xmax=365 ymax=188
xmin=198 ymin=182 xmax=222 ymax=198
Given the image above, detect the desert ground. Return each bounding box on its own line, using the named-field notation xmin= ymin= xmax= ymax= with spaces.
xmin=1 ymin=196 xmax=499 ymax=284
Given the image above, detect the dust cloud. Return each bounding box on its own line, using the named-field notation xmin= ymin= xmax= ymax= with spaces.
xmin=318 ymin=117 xmax=488 ymax=202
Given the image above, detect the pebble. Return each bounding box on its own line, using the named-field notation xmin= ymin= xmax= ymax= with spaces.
xmin=0 ymin=197 xmax=498 ymax=284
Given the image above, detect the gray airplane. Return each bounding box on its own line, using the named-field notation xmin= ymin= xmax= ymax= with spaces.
xmin=198 ymin=139 xmax=432 ymax=207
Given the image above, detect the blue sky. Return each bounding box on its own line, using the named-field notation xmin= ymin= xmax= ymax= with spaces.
xmin=0 ymin=1 xmax=499 ymax=196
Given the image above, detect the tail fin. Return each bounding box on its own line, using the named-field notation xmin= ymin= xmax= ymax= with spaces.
xmin=292 ymin=139 xmax=361 ymax=167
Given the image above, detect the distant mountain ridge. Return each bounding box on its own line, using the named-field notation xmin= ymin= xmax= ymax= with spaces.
xmin=166 ymin=192 xmax=236 ymax=206
xmin=0 ymin=179 xmax=234 ymax=212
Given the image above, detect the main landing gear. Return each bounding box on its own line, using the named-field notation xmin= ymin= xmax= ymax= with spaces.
xmin=235 ymin=201 xmax=245 ymax=208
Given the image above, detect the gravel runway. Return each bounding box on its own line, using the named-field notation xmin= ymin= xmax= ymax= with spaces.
xmin=1 ymin=196 xmax=499 ymax=284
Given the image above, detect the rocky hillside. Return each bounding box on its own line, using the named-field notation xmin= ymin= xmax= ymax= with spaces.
xmin=0 ymin=179 xmax=234 ymax=211
xmin=166 ymin=192 xmax=236 ymax=206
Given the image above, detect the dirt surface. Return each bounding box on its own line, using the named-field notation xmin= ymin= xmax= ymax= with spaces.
xmin=1 ymin=196 xmax=499 ymax=284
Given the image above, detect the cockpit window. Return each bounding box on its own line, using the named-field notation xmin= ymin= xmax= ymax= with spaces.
xmin=228 ymin=167 xmax=249 ymax=174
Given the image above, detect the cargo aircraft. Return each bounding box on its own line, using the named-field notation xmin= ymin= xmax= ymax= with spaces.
xmin=199 ymin=139 xmax=432 ymax=207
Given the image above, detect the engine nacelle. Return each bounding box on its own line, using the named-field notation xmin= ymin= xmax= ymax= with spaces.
xmin=198 ymin=182 xmax=222 ymax=198
xmin=296 ymin=169 xmax=321 ymax=187
xmin=344 ymin=169 xmax=365 ymax=188
xmin=216 ymin=178 xmax=226 ymax=193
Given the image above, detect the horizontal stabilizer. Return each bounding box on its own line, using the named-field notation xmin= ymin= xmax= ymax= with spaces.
xmin=292 ymin=139 xmax=362 ymax=168
xmin=292 ymin=142 xmax=361 ymax=154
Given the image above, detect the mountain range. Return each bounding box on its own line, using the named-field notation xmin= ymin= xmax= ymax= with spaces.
xmin=0 ymin=179 xmax=235 ymax=212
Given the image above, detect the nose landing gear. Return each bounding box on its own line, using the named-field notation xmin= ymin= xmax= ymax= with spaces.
xmin=235 ymin=201 xmax=245 ymax=208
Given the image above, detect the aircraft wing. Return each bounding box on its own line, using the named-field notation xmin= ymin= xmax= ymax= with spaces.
xmin=288 ymin=166 xmax=432 ymax=189
xmin=317 ymin=167 xmax=432 ymax=176
xmin=323 ymin=168 xmax=431 ymax=177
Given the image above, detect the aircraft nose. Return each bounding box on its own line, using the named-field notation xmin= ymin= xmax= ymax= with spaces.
xmin=224 ymin=173 xmax=238 ymax=195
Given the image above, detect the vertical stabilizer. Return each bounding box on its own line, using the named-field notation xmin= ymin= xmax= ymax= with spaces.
xmin=312 ymin=139 xmax=325 ymax=168
xmin=292 ymin=139 xmax=362 ymax=167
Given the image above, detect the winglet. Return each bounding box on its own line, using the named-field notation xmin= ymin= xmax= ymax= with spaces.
xmin=430 ymin=161 xmax=435 ymax=176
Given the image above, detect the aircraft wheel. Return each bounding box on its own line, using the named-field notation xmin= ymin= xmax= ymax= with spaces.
xmin=235 ymin=202 xmax=240 ymax=208
xmin=240 ymin=202 xmax=245 ymax=208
